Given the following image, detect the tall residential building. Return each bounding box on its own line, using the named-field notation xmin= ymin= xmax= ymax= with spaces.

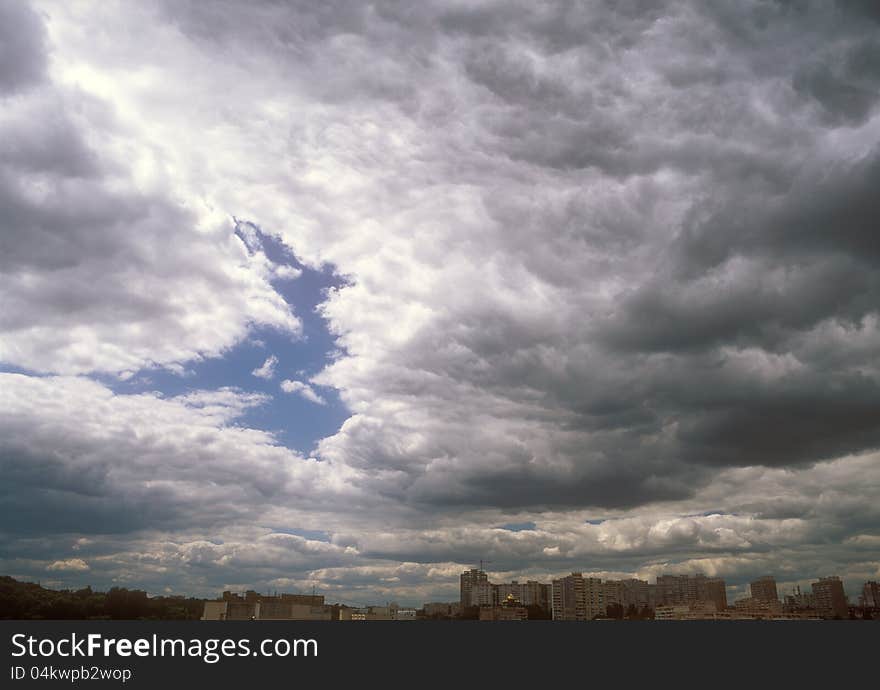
xmin=860 ymin=581 xmax=880 ymax=609
xmin=551 ymin=573 xmax=603 ymax=620
xmin=811 ymin=577 xmax=848 ymax=619
xmin=750 ymin=576 xmax=778 ymax=603
xmin=656 ymin=574 xmax=727 ymax=610
xmin=472 ymin=581 xmax=495 ymax=607
xmin=703 ymin=577 xmax=728 ymax=611
xmin=655 ymin=575 xmax=689 ymax=605
xmin=460 ymin=568 xmax=489 ymax=608
xmin=552 ymin=573 xmax=586 ymax=621
xmin=603 ymin=580 xmax=626 ymax=613
xmin=583 ymin=577 xmax=604 ymax=619
xmin=494 ymin=580 xmax=551 ymax=611
xmin=603 ymin=578 xmax=654 ymax=612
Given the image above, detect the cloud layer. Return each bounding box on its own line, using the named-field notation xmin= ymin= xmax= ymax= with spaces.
xmin=1 ymin=0 xmax=879 ymax=603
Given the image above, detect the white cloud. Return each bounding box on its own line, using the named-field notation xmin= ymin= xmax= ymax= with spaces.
xmin=280 ymin=379 xmax=327 ymax=406
xmin=47 ymin=559 xmax=89 ymax=572
xmin=251 ymin=355 xmax=278 ymax=380
xmin=0 ymin=4 xmax=301 ymax=375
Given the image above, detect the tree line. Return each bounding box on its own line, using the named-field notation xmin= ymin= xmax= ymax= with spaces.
xmin=0 ymin=576 xmax=204 ymax=620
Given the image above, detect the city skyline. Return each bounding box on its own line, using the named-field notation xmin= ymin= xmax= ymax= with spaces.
xmin=2 ymin=1 xmax=880 ymax=608
xmin=8 ymin=570 xmax=878 ymax=621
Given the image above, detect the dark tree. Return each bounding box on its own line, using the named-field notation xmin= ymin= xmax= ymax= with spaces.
xmin=605 ymin=603 xmax=624 ymax=619
xmin=0 ymin=576 xmax=204 ymax=620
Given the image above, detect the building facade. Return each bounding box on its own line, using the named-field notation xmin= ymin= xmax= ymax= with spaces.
xmin=494 ymin=580 xmax=551 ymax=612
xmin=202 ymin=591 xmax=331 ymax=621
xmin=423 ymin=602 xmax=461 ymax=618
xmin=460 ymin=569 xmax=489 ymax=609
xmin=749 ymin=576 xmax=778 ymax=603
xmin=551 ymin=573 xmax=603 ymax=620
xmin=812 ymin=577 xmax=848 ymax=619
xmin=783 ymin=585 xmax=817 ymax=614
xmin=731 ymin=596 xmax=783 ymax=617
xmin=552 ymin=573 xmax=586 ymax=620
xmin=655 ymin=574 xmax=727 ymax=610
xmin=479 ymin=593 xmax=528 ymax=621
xmin=602 ymin=578 xmax=654 ymax=613
xmin=860 ymin=581 xmax=880 ymax=609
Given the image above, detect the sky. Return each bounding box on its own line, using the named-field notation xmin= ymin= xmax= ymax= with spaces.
xmin=1 ymin=0 xmax=879 ymax=607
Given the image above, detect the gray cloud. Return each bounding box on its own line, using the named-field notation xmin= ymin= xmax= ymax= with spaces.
xmin=0 ymin=1 xmax=46 ymax=93
xmin=0 ymin=10 xmax=300 ymax=375
xmin=1 ymin=0 xmax=879 ymax=602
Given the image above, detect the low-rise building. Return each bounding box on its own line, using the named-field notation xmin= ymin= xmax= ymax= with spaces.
xmin=202 ymin=591 xmax=332 ymax=621
xmin=783 ymin=585 xmax=817 ymax=614
xmin=479 ymin=605 xmax=528 ymax=621
xmin=339 ymin=605 xmax=394 ymax=621
xmin=655 ymin=603 xmax=720 ymax=620
xmin=201 ymin=601 xmax=229 ymax=621
xmin=731 ymin=597 xmax=784 ymax=619
xmin=202 ymin=593 xmax=332 ymax=621
xmin=656 ymin=602 xmax=817 ymax=621
xmin=423 ymin=602 xmax=461 ymax=618
xmin=479 ymin=593 xmax=528 ymax=621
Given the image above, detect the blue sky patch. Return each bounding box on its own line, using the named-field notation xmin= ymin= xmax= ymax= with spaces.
xmin=101 ymin=224 xmax=351 ymax=455
xmin=497 ymin=522 xmax=537 ymax=532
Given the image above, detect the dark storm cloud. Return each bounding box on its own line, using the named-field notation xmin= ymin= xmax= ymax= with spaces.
xmin=411 ymin=461 xmax=693 ymax=511
xmin=675 ymin=148 xmax=880 ymax=273
xmin=673 ymin=372 xmax=880 ymax=467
